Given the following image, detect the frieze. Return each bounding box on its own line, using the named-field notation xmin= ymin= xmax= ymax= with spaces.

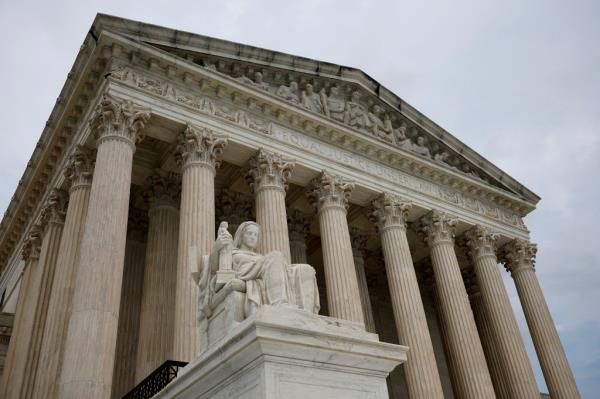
xmin=109 ymin=63 xmax=526 ymax=231
xmin=271 ymin=125 xmax=526 ymax=231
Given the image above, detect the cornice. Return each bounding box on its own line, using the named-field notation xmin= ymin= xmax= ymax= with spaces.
xmin=91 ymin=13 xmax=540 ymax=205
xmin=99 ymin=32 xmax=534 ymax=218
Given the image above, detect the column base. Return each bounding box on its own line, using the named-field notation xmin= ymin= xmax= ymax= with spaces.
xmin=155 ymin=305 xmax=407 ymax=399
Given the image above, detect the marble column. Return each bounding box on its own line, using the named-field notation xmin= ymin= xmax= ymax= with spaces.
xmin=287 ymin=209 xmax=311 ymax=264
xmin=417 ymin=210 xmax=496 ymax=399
xmin=462 ymin=269 xmax=511 ymax=399
xmin=371 ymin=194 xmax=444 ymax=399
xmin=349 ymin=227 xmax=377 ymax=333
xmin=463 ymin=226 xmax=540 ymax=398
xmin=0 ymin=227 xmax=42 ymax=398
xmin=111 ymin=210 xmax=147 ymax=399
xmin=216 ymin=188 xmax=252 ymax=235
xmin=136 ymin=171 xmax=180 ymax=381
xmin=58 ymin=96 xmax=150 ymax=399
xmin=500 ymin=239 xmax=581 ymax=399
xmin=246 ymin=148 xmax=294 ymax=261
xmin=32 ymin=147 xmax=94 ymax=399
xmin=307 ymin=171 xmax=364 ymax=325
xmin=173 ymin=123 xmax=227 ymax=361
xmin=9 ymin=190 xmax=67 ymax=399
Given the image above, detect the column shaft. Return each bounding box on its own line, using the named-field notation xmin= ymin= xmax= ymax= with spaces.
xmin=173 ymin=124 xmax=226 ymax=361
xmin=309 ymin=172 xmax=364 ymax=325
xmin=0 ymin=228 xmax=41 ymax=398
xmin=136 ymin=180 xmax=179 ymax=381
xmin=349 ymin=229 xmax=376 ymax=333
xmin=246 ymin=149 xmax=294 ymax=260
xmin=32 ymin=147 xmax=93 ymax=399
xmin=5 ymin=190 xmax=66 ymax=399
xmin=372 ymin=195 xmax=444 ymax=399
xmin=465 ymin=227 xmax=539 ymax=398
xmin=288 ymin=209 xmax=311 ymax=264
xmin=469 ymin=290 xmax=511 ymax=399
xmin=111 ymin=223 xmax=146 ymax=399
xmin=58 ymin=96 xmax=150 ymax=399
xmin=502 ymin=239 xmax=580 ymax=399
xmin=419 ymin=211 xmax=496 ymax=399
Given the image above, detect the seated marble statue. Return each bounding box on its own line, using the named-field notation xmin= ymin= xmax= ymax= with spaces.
xmin=201 ymin=221 xmax=320 ymax=319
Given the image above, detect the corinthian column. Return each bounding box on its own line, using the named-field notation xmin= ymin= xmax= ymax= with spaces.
xmin=33 ymin=147 xmax=94 ymax=399
xmin=462 ymin=269 xmax=510 ymax=399
xmin=136 ymin=171 xmax=180 ymax=381
xmin=58 ymin=96 xmax=150 ymax=399
xmin=417 ymin=210 xmax=496 ymax=399
xmin=349 ymin=227 xmax=376 ymax=333
xmin=463 ymin=226 xmax=539 ymax=398
xmin=111 ymin=210 xmax=147 ymax=399
xmin=245 ymin=148 xmax=294 ymax=260
xmin=12 ymin=190 xmax=67 ymax=399
xmin=500 ymin=239 xmax=580 ymax=399
xmin=371 ymin=194 xmax=444 ymax=399
xmin=173 ymin=124 xmax=227 ymax=361
xmin=287 ymin=209 xmax=311 ymax=264
xmin=0 ymin=226 xmax=42 ymax=398
xmin=307 ymin=171 xmax=364 ymax=325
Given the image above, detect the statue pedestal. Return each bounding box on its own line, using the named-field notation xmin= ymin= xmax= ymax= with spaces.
xmin=155 ymin=305 xmax=407 ymax=399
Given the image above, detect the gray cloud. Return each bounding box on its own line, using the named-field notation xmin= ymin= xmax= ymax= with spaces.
xmin=1 ymin=0 xmax=598 ymax=396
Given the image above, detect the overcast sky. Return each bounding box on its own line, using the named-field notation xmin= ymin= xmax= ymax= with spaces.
xmin=1 ymin=0 xmax=598 ymax=396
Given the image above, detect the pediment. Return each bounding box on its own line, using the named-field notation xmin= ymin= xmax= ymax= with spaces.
xmin=92 ymin=14 xmax=540 ymax=207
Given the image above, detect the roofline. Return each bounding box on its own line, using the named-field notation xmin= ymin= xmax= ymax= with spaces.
xmin=91 ymin=13 xmax=541 ymax=204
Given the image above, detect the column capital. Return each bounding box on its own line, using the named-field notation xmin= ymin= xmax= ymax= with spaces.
xmin=287 ymin=209 xmax=311 ymax=243
xmin=369 ymin=192 xmax=412 ymax=232
xmin=21 ymin=224 xmax=43 ymax=262
xmin=89 ymin=95 xmax=151 ymax=149
xmin=307 ymin=171 xmax=354 ymax=212
xmin=499 ymin=239 xmax=537 ymax=276
xmin=417 ymin=210 xmax=458 ymax=246
xmin=245 ymin=148 xmax=295 ymax=193
xmin=175 ymin=123 xmax=228 ymax=172
xmin=462 ymin=225 xmax=498 ymax=261
xmin=142 ymin=169 xmax=181 ymax=209
xmin=64 ymin=145 xmax=95 ymax=192
xmin=349 ymin=227 xmax=368 ymax=258
xmin=216 ymin=188 xmax=253 ymax=232
xmin=40 ymin=189 xmax=68 ymax=230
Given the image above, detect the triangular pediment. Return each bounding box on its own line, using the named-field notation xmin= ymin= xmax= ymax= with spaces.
xmin=92 ymin=14 xmax=539 ymax=206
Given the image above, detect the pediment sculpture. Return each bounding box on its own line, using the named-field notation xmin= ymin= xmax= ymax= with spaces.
xmin=191 ymin=221 xmax=320 ymax=352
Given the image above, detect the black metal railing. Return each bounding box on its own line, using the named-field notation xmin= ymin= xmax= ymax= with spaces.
xmin=122 ymin=360 xmax=188 ymax=399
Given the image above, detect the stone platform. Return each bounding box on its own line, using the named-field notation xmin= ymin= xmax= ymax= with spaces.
xmin=154 ymin=305 xmax=407 ymax=398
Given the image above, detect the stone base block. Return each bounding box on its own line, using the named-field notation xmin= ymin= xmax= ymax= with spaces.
xmin=155 ymin=305 xmax=407 ymax=399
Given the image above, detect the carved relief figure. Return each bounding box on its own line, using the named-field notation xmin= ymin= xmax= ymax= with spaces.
xmin=321 ymin=86 xmax=347 ymax=122
xmin=301 ymin=83 xmax=324 ymax=113
xmin=197 ymin=221 xmax=320 ymax=322
xmin=368 ymin=105 xmax=392 ymax=142
xmin=276 ymin=81 xmax=300 ymax=103
xmin=237 ymin=71 xmax=271 ymax=91
xmin=346 ymin=91 xmax=370 ymax=131
xmin=412 ymin=136 xmax=432 ymax=158
xmin=393 ymin=121 xmax=413 ymax=150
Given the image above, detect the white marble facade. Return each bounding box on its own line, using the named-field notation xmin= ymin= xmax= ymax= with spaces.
xmin=0 ymin=13 xmax=581 ymax=399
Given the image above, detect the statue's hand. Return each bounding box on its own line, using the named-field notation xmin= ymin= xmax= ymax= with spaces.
xmin=214 ymin=223 xmax=233 ymax=251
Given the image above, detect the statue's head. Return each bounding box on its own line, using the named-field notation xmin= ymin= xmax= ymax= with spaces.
xmin=305 ymin=83 xmax=314 ymax=94
xmin=290 ymin=81 xmax=298 ymax=90
xmin=233 ymin=221 xmax=261 ymax=250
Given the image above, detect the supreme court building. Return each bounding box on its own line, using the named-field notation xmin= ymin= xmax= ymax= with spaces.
xmin=0 ymin=14 xmax=580 ymax=399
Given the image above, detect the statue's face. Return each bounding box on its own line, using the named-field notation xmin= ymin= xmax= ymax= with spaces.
xmin=242 ymin=225 xmax=260 ymax=249
xmin=306 ymin=84 xmax=313 ymax=93
xmin=417 ymin=137 xmax=425 ymax=145
xmin=255 ymin=72 xmax=263 ymax=82
xmin=290 ymin=81 xmax=298 ymax=90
